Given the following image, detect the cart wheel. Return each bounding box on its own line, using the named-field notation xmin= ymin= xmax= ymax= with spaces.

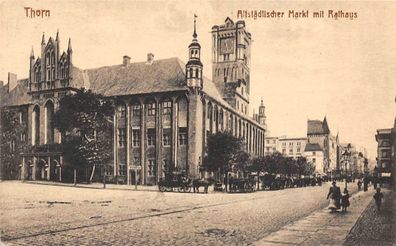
xmin=185 ymin=186 xmax=191 ymax=193
xmin=159 ymin=185 xmax=166 ymax=192
xmin=177 ymin=187 xmax=183 ymax=192
xmin=165 ymin=187 xmax=172 ymax=192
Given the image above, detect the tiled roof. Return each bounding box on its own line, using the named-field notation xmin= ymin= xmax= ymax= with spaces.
xmin=74 ymin=57 xmax=187 ymax=96
xmin=307 ymin=120 xmax=329 ymax=135
xmin=0 ymin=79 xmax=31 ymax=107
xmin=304 ymin=143 xmax=322 ymax=152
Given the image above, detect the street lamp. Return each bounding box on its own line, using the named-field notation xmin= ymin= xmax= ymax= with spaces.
xmin=342 ymin=144 xmax=351 ymax=189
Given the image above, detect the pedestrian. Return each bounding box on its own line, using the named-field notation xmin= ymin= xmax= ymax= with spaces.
xmin=341 ymin=188 xmax=350 ymax=212
xmin=357 ymin=179 xmax=362 ymax=191
xmin=327 ymin=181 xmax=341 ymax=212
xmin=373 ymin=187 xmax=384 ymax=211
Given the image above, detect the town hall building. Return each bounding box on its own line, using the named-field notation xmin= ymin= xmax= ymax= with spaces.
xmin=0 ymin=17 xmax=266 ymax=185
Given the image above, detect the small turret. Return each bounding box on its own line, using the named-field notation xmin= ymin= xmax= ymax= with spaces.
xmin=185 ymin=14 xmax=203 ymax=91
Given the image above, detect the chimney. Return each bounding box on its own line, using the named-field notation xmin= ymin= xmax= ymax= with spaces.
xmin=8 ymin=72 xmax=17 ymax=92
xmin=146 ymin=53 xmax=154 ymax=65
xmin=123 ymin=55 xmax=131 ymax=67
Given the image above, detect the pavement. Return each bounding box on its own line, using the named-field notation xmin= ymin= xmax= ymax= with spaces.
xmin=0 ymin=181 xmax=392 ymax=246
xmin=22 ymin=180 xmax=160 ymax=192
xmin=254 ymin=187 xmax=393 ymax=246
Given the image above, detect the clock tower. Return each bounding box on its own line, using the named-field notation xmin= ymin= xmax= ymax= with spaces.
xmin=211 ymin=17 xmax=251 ymax=115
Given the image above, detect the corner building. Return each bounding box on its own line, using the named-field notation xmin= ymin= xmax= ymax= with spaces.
xmin=0 ymin=17 xmax=266 ymax=185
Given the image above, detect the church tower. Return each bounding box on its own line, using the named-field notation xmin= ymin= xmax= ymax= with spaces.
xmin=186 ymin=15 xmax=203 ymax=91
xmin=211 ymin=17 xmax=251 ymax=115
xmin=258 ymin=99 xmax=266 ymax=127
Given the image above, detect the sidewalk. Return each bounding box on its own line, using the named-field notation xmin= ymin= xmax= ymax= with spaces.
xmin=22 ymin=180 xmax=159 ymax=192
xmin=254 ymin=188 xmax=385 ymax=246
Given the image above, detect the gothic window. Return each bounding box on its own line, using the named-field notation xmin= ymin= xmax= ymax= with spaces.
xmin=132 ymin=103 xmax=141 ymax=116
xmin=163 ymin=101 xmax=172 ymax=115
xmin=44 ymin=101 xmax=54 ymax=144
xmin=32 ymin=106 xmax=40 ymax=145
xmin=189 ymin=68 xmax=193 ymax=78
xmin=132 ymin=130 xmax=140 ymax=147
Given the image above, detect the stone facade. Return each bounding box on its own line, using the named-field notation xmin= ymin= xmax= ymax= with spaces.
xmin=0 ymin=17 xmax=266 ymax=184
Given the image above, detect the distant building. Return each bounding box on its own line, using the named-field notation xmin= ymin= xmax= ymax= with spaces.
xmin=304 ymin=143 xmax=324 ymax=174
xmin=278 ymin=137 xmax=307 ymax=158
xmin=306 ymin=117 xmax=339 ymax=176
xmin=264 ymin=136 xmax=307 ymax=159
xmin=264 ymin=136 xmax=278 ymax=156
xmin=375 ymin=128 xmax=394 ymax=179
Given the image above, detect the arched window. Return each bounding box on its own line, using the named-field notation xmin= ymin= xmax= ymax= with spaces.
xmin=44 ymin=101 xmax=55 ymax=144
xmin=32 ymin=106 xmax=40 ymax=145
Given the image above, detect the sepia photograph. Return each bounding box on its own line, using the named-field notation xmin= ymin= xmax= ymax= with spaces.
xmin=0 ymin=0 xmax=395 ymax=245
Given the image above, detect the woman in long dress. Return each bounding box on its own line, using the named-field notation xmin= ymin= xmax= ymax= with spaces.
xmin=327 ymin=181 xmax=341 ymax=211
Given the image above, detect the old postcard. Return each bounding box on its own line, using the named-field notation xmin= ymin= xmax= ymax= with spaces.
xmin=0 ymin=0 xmax=395 ymax=245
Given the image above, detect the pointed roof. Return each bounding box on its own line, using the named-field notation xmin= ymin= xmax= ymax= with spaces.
xmin=30 ymin=47 xmax=34 ymax=58
xmin=56 ymin=29 xmax=59 ymax=41
xmin=323 ymin=116 xmax=330 ymax=134
xmin=68 ymin=38 xmax=72 ymax=52
xmin=41 ymin=32 xmax=45 ymax=45
xmin=307 ymin=116 xmax=331 ymax=135
xmin=304 ymin=143 xmax=323 ymax=152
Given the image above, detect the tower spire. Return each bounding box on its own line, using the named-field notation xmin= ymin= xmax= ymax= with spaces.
xmin=193 ymin=14 xmax=197 ymax=40
xmin=41 ymin=32 xmax=45 ymax=45
xmin=30 ymin=46 xmax=34 ymax=58
xmin=68 ymin=38 xmax=72 ymax=52
xmin=56 ymin=29 xmax=59 ymax=41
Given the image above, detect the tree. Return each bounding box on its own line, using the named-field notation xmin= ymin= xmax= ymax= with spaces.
xmin=53 ymin=89 xmax=114 ymax=182
xmin=202 ymin=131 xmax=244 ymax=178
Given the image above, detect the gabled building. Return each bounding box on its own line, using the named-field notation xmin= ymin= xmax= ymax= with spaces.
xmin=0 ymin=17 xmax=266 ymax=185
xmin=307 ymin=117 xmax=338 ymax=175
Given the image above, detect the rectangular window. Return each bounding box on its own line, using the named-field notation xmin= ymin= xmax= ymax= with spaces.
xmin=148 ymin=160 xmax=155 ymax=176
xmin=273 ymin=148 xmax=276 ymax=151
xmin=267 ymin=140 xmax=270 ymax=144
xmin=117 ymin=105 xmax=126 ymax=118
xmin=313 ymin=151 xmax=316 ymax=156
xmin=289 ymin=149 xmax=293 ymax=154
xmin=163 ymin=159 xmax=169 ymax=173
xmin=132 ymin=130 xmax=140 ymax=147
xmin=179 ymin=133 xmax=187 ymax=145
xmin=163 ymin=101 xmax=172 ymax=115
xmin=119 ymin=164 xmax=126 ymax=176
xmin=312 ymin=158 xmax=316 ymax=163
xmin=289 ymin=142 xmax=293 ymax=146
xmin=282 ymin=149 xmax=286 ymax=154
xmin=163 ymin=133 xmax=171 ymax=146
xmin=282 ymin=142 xmax=286 ymax=146
xmin=297 ymin=148 xmax=301 ymax=153
xmin=147 ymin=102 xmax=156 ymax=116
xmin=297 ymin=142 xmax=301 ymax=146
xmin=147 ymin=128 xmax=156 ymax=146
xmin=266 ymin=147 xmax=270 ymax=151
xmin=118 ymin=128 xmax=126 ymax=147
xmin=132 ymin=104 xmax=141 ymax=116
xmin=20 ymin=133 xmax=26 ymax=142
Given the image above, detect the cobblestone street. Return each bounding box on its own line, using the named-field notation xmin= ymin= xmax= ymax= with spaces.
xmin=0 ymin=181 xmax=355 ymax=245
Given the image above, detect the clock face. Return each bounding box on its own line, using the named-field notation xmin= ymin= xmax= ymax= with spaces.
xmin=220 ymin=38 xmax=235 ymax=54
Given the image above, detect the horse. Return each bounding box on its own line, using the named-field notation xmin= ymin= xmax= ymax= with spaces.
xmin=192 ymin=178 xmax=211 ymax=193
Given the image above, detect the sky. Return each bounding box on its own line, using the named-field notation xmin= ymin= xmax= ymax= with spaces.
xmin=0 ymin=0 xmax=395 ymax=160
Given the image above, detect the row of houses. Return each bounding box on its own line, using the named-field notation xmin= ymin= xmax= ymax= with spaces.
xmin=265 ymin=117 xmax=368 ymax=178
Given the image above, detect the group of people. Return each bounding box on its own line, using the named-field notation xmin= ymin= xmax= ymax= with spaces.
xmin=326 ymin=180 xmax=384 ymax=213
xmin=326 ymin=181 xmax=350 ymax=212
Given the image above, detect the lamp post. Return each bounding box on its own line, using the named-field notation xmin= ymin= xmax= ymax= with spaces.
xmin=342 ymin=144 xmax=351 ymax=189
